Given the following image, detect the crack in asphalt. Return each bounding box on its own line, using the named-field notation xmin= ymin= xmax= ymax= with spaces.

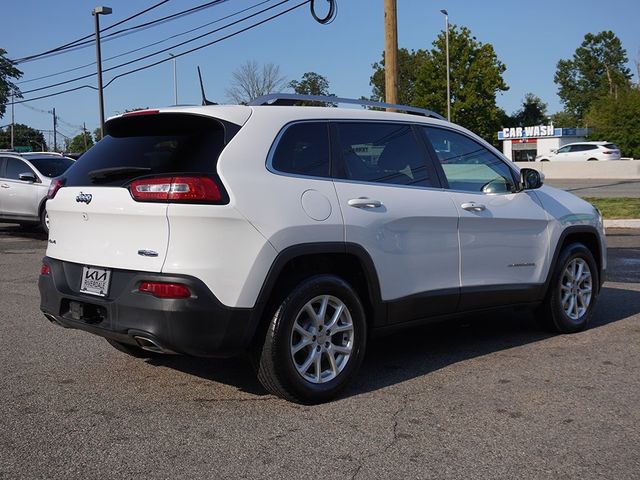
xmin=350 ymin=392 xmax=412 ymax=480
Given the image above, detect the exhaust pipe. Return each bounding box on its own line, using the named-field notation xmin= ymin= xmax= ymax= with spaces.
xmin=133 ymin=335 xmax=174 ymax=354
xmin=44 ymin=313 xmax=62 ymax=326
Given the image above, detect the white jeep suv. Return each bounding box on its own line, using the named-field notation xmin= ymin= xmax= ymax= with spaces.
xmin=39 ymin=95 xmax=606 ymax=403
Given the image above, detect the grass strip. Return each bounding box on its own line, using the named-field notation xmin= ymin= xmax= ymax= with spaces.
xmin=581 ymin=197 xmax=640 ymax=219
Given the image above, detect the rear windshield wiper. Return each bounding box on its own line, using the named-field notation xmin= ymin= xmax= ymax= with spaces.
xmin=88 ymin=166 xmax=151 ymax=180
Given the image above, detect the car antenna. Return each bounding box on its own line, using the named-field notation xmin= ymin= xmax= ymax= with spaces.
xmin=197 ymin=66 xmax=217 ymax=106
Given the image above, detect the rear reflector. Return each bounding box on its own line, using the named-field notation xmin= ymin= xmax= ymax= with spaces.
xmin=138 ymin=282 xmax=191 ymax=299
xmin=47 ymin=177 xmax=65 ymax=199
xmin=40 ymin=263 xmax=50 ymax=275
xmin=129 ymin=176 xmax=223 ymax=203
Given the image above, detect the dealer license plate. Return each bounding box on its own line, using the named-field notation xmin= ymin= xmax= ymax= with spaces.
xmin=80 ymin=266 xmax=111 ymax=297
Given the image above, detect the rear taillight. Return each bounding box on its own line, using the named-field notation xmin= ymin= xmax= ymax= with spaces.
xmin=47 ymin=177 xmax=65 ymax=199
xmin=129 ymin=176 xmax=224 ymax=203
xmin=40 ymin=263 xmax=50 ymax=275
xmin=138 ymin=282 xmax=191 ymax=299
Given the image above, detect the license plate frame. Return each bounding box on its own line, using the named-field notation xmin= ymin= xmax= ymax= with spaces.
xmin=80 ymin=266 xmax=111 ymax=297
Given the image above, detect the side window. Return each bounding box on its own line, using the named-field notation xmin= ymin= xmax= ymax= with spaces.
xmin=557 ymin=146 xmax=570 ymax=153
xmin=271 ymin=122 xmax=330 ymax=178
xmin=5 ymin=158 xmax=34 ymax=180
xmin=569 ymin=145 xmax=585 ymax=152
xmin=422 ymin=127 xmax=516 ymax=194
xmin=583 ymin=145 xmax=598 ymax=151
xmin=333 ymin=122 xmax=432 ymax=187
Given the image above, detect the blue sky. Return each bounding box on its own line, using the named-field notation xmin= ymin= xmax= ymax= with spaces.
xmin=2 ymin=0 xmax=639 ymax=145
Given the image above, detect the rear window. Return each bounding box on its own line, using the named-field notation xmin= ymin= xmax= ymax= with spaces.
xmin=28 ymin=156 xmax=74 ymax=178
xmin=63 ymin=113 xmax=232 ymax=187
xmin=271 ymin=122 xmax=330 ymax=177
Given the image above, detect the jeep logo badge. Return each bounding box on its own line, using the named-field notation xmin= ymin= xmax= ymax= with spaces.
xmin=76 ymin=192 xmax=92 ymax=204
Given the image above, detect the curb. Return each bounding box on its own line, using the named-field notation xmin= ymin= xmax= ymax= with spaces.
xmin=604 ymin=219 xmax=640 ymax=229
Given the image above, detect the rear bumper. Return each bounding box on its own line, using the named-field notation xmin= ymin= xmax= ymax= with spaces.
xmin=38 ymin=257 xmax=257 ymax=357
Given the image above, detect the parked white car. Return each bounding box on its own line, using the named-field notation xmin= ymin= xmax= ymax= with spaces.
xmin=536 ymin=141 xmax=621 ymax=162
xmin=0 ymin=152 xmax=75 ymax=233
xmin=39 ymin=95 xmax=606 ymax=403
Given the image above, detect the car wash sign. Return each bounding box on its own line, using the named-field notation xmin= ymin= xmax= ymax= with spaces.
xmin=498 ymin=124 xmax=560 ymax=140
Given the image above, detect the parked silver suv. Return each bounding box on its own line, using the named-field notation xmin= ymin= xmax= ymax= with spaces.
xmin=0 ymin=152 xmax=74 ymax=233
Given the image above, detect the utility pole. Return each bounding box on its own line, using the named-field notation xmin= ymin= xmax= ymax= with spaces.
xmin=170 ymin=53 xmax=178 ymax=105
xmin=440 ymin=9 xmax=451 ymax=121
xmin=384 ymin=0 xmax=398 ymax=110
xmin=52 ymin=108 xmax=57 ymax=152
xmin=10 ymin=91 xmax=14 ymax=150
xmin=83 ymin=122 xmax=88 ymax=150
xmin=93 ymin=6 xmax=113 ymax=138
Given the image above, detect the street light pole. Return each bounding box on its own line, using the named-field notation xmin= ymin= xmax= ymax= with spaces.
xmin=440 ymin=9 xmax=451 ymax=121
xmin=92 ymin=6 xmax=112 ymax=139
xmin=169 ymin=53 xmax=178 ymax=105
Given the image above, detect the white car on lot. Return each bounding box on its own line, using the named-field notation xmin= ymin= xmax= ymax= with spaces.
xmin=39 ymin=95 xmax=606 ymax=403
xmin=0 ymin=152 xmax=75 ymax=233
xmin=536 ymin=141 xmax=621 ymax=162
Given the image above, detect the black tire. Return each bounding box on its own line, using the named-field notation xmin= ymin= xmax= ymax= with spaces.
xmin=257 ymin=274 xmax=367 ymax=404
xmin=587 ymin=158 xmax=598 ymax=161
xmin=540 ymin=159 xmax=549 ymax=162
xmin=40 ymin=207 xmax=49 ymax=235
xmin=105 ymin=338 xmax=161 ymax=358
xmin=535 ymin=243 xmax=599 ymax=333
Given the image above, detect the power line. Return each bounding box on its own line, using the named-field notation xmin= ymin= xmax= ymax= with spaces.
xmin=19 ymin=0 xmax=292 ymax=96
xmin=13 ymin=0 xmax=310 ymax=106
xmin=12 ymin=0 xmax=172 ymax=64
xmin=14 ymin=0 xmax=228 ymax=65
xmin=104 ymin=0 xmax=309 ymax=87
xmin=17 ymin=0 xmax=273 ymax=86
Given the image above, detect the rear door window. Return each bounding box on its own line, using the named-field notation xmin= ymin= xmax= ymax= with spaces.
xmin=63 ymin=113 xmax=233 ymax=187
xmin=332 ymin=122 xmax=434 ymax=187
xmin=271 ymin=122 xmax=330 ymax=178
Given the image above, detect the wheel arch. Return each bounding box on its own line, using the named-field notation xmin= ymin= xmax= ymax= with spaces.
xmin=249 ymin=243 xmax=386 ymax=349
xmin=543 ymin=226 xmax=604 ymax=297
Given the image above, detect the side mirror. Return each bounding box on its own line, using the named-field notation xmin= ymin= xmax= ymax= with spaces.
xmin=18 ymin=172 xmax=37 ymax=183
xmin=520 ymin=168 xmax=544 ymax=190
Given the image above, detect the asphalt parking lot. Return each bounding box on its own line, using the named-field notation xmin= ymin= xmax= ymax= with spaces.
xmin=1 ymin=224 xmax=639 ymax=480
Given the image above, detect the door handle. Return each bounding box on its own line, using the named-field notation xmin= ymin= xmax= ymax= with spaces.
xmin=348 ymin=197 xmax=382 ymax=209
xmin=461 ymin=202 xmax=486 ymax=212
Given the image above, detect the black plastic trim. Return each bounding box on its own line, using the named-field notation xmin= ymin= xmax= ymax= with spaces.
xmin=542 ymin=225 xmax=605 ymax=294
xmin=39 ymin=257 xmax=253 ymax=357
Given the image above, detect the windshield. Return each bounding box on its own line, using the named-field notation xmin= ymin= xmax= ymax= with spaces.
xmin=63 ymin=113 xmax=234 ymax=187
xmin=27 ymin=156 xmax=75 ymax=178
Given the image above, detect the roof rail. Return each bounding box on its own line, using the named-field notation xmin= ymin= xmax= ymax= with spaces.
xmin=248 ymin=94 xmax=446 ymax=120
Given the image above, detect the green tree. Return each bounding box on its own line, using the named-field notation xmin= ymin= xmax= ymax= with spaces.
xmin=549 ymin=110 xmax=580 ymax=128
xmin=0 ymin=48 xmax=22 ymax=119
xmin=66 ymin=131 xmax=94 ymax=153
xmin=510 ymin=93 xmax=549 ymax=126
xmin=585 ymin=88 xmax=640 ymax=158
xmin=369 ymin=48 xmax=428 ymax=106
xmin=555 ymin=31 xmax=632 ymax=122
xmin=0 ymin=123 xmax=47 ymax=150
xmin=413 ymin=25 xmax=509 ymax=143
xmin=93 ymin=128 xmax=102 ymax=142
xmin=289 ymin=72 xmax=335 ymax=106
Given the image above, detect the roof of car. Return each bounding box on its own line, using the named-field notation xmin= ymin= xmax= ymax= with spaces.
xmin=563 ymin=141 xmax=611 ymax=146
